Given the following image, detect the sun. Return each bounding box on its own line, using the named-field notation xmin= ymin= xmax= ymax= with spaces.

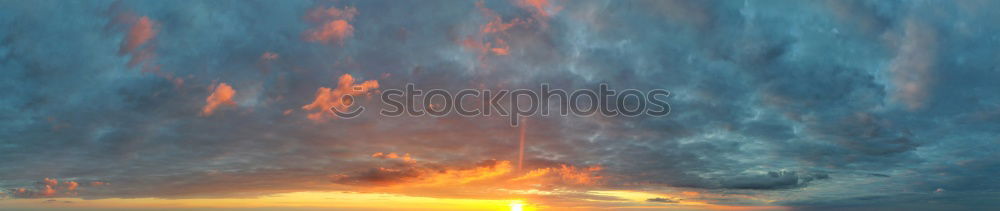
xmin=508 ymin=200 xmax=524 ymax=211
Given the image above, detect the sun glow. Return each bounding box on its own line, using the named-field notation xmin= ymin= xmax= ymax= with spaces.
xmin=0 ymin=192 xmax=518 ymax=211
xmin=510 ymin=200 xmax=524 ymax=211
xmin=508 ymin=200 xmax=539 ymax=211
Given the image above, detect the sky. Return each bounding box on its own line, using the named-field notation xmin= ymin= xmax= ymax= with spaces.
xmin=2 ymin=0 xmax=1000 ymax=210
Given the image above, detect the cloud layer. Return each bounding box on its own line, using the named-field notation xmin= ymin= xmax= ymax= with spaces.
xmin=2 ymin=0 xmax=1000 ymax=210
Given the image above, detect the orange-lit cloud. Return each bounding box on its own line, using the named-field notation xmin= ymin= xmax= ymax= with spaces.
xmin=64 ymin=181 xmax=79 ymax=191
xmin=8 ymin=178 xmax=86 ymax=198
xmin=119 ymin=16 xmax=156 ymax=55
xmin=39 ymin=185 xmax=56 ymax=197
xmin=260 ymin=52 xmax=279 ymax=61
xmin=460 ymin=1 xmax=528 ymax=60
xmin=113 ymin=15 xmax=159 ymax=72
xmin=303 ymin=6 xmax=357 ymax=45
xmin=682 ymin=191 xmax=701 ymax=197
xmin=460 ymin=0 xmax=560 ymax=66
xmin=514 ymin=0 xmax=562 ymax=19
xmin=42 ymin=178 xmax=58 ymax=186
xmin=109 ymin=10 xmax=184 ymax=88
xmin=511 ymin=165 xmax=603 ymax=186
xmin=420 ymin=160 xmax=515 ymax=186
xmin=490 ymin=45 xmax=510 ymax=55
xmin=372 ymin=152 xmax=415 ymax=163
xmin=334 ymin=159 xmax=514 ymax=187
xmin=335 ymin=153 xmax=603 ymax=193
xmin=323 ymin=155 xmax=624 ymax=209
xmin=305 ymin=20 xmax=355 ymax=44
xmin=301 ymin=74 xmax=379 ymax=121
xmin=201 ymin=83 xmax=237 ymax=116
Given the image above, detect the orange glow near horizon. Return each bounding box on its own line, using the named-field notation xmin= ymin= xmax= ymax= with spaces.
xmin=0 ymin=190 xmax=786 ymax=210
xmin=0 ymin=192 xmax=519 ymax=211
xmin=2 ymin=148 xmax=780 ymax=210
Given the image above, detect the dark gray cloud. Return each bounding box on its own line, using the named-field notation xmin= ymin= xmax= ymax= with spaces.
xmin=720 ymin=171 xmax=829 ymax=190
xmin=645 ymin=197 xmax=678 ymax=203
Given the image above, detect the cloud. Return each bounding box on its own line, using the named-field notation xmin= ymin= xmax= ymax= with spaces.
xmin=201 ymin=83 xmax=237 ymax=116
xmin=301 ymin=74 xmax=379 ymax=121
xmin=43 ymin=199 xmax=73 ymax=204
xmin=305 ymin=5 xmax=358 ymax=22
xmin=333 ymin=153 xmax=603 ymax=193
xmin=886 ymin=19 xmax=937 ymax=110
xmin=720 ymin=171 xmax=829 ymax=190
xmin=42 ymin=178 xmax=58 ymax=186
xmin=303 ymin=6 xmax=357 ymax=45
xmin=119 ymin=16 xmax=156 ymax=56
xmin=305 ymin=20 xmax=355 ymax=44
xmin=460 ymin=1 xmax=529 ymax=60
xmin=515 ymin=0 xmax=562 ymax=20
xmin=257 ymin=51 xmax=280 ymax=73
xmin=511 ymin=165 xmax=603 ymax=186
xmin=372 ymin=152 xmax=414 ymax=163
xmin=6 ymin=178 xmax=83 ymax=198
xmin=107 ymin=8 xmax=184 ymax=87
xmin=64 ymin=181 xmax=79 ymax=191
xmin=39 ymin=185 xmax=56 ymax=197
xmin=260 ymin=52 xmax=279 ymax=61
xmin=646 ymin=197 xmax=678 ymax=203
xmin=334 ymin=159 xmax=513 ymax=187
xmin=112 ymin=14 xmax=159 ymax=72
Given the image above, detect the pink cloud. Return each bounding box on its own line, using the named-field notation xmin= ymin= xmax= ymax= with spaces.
xmin=42 ymin=178 xmax=58 ymax=186
xmin=64 ymin=181 xmax=79 ymax=191
xmin=112 ymin=14 xmax=159 ymax=71
xmin=303 ymin=6 xmax=357 ymax=45
xmin=109 ymin=10 xmax=181 ymax=88
xmin=119 ymin=16 xmax=156 ymax=55
xmin=301 ymin=74 xmax=379 ymax=122
xmin=9 ymin=178 xmax=86 ymax=198
xmin=460 ymin=1 xmax=530 ymax=61
xmin=39 ymin=185 xmax=56 ymax=197
xmin=372 ymin=152 xmax=414 ymax=163
xmin=260 ymin=52 xmax=279 ymax=61
xmin=514 ymin=0 xmax=562 ymax=19
xmin=201 ymin=83 xmax=237 ymax=116
xmin=305 ymin=20 xmax=355 ymax=44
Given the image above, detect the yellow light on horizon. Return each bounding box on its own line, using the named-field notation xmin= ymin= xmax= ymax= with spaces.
xmin=0 ymin=191 xmax=516 ymax=211
xmin=508 ymin=200 xmax=539 ymax=211
xmin=509 ymin=200 xmax=524 ymax=211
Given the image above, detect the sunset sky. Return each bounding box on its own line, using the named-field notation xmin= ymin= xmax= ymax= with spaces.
xmin=2 ymin=0 xmax=1000 ymax=210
